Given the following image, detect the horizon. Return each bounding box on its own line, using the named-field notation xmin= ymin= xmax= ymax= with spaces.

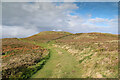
xmin=1 ymin=2 xmax=118 ymax=38
xmin=1 ymin=31 xmax=118 ymax=39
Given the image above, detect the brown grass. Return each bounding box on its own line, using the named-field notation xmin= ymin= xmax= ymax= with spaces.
xmin=2 ymin=38 xmax=49 ymax=78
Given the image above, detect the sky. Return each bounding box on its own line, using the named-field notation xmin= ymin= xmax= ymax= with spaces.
xmin=1 ymin=2 xmax=118 ymax=38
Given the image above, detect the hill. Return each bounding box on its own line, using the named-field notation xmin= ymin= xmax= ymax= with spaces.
xmin=54 ymin=32 xmax=118 ymax=78
xmin=2 ymin=31 xmax=118 ymax=78
xmin=22 ymin=31 xmax=72 ymax=43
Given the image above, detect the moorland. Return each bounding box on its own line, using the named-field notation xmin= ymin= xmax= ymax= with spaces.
xmin=1 ymin=31 xmax=118 ymax=78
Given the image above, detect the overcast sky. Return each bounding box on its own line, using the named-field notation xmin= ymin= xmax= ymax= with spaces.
xmin=2 ymin=2 xmax=118 ymax=38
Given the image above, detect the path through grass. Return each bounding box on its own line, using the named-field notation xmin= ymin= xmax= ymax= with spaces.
xmin=30 ymin=41 xmax=82 ymax=78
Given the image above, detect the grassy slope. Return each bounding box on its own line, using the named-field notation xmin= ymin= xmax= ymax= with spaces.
xmin=54 ymin=32 xmax=118 ymax=78
xmin=21 ymin=31 xmax=83 ymax=78
xmin=22 ymin=31 xmax=72 ymax=43
xmin=27 ymin=32 xmax=118 ymax=78
xmin=2 ymin=31 xmax=118 ymax=78
xmin=30 ymin=41 xmax=82 ymax=78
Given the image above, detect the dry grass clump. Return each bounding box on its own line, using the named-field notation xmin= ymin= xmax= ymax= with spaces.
xmin=55 ymin=32 xmax=118 ymax=78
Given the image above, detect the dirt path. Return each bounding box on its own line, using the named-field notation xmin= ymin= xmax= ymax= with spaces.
xmin=31 ymin=42 xmax=82 ymax=78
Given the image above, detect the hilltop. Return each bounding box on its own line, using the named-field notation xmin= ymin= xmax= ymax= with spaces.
xmin=22 ymin=31 xmax=118 ymax=42
xmin=22 ymin=31 xmax=72 ymax=43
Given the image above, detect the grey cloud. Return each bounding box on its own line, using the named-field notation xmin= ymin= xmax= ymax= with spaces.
xmin=2 ymin=2 xmax=118 ymax=38
xmin=2 ymin=2 xmax=78 ymax=38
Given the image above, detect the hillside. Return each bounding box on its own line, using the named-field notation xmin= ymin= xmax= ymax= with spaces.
xmin=2 ymin=31 xmax=118 ymax=78
xmin=2 ymin=38 xmax=50 ymax=78
xmin=54 ymin=32 xmax=118 ymax=78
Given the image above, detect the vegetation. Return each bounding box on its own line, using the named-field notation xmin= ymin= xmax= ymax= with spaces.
xmin=54 ymin=32 xmax=118 ymax=78
xmin=23 ymin=31 xmax=72 ymax=43
xmin=2 ymin=38 xmax=50 ymax=79
xmin=2 ymin=31 xmax=118 ymax=78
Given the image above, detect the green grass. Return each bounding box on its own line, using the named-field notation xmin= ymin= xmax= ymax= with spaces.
xmin=29 ymin=41 xmax=82 ymax=78
xmin=3 ymin=32 xmax=118 ymax=78
xmin=19 ymin=32 xmax=118 ymax=78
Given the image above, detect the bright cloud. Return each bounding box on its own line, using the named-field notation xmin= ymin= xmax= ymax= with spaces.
xmin=88 ymin=18 xmax=109 ymax=23
xmin=2 ymin=25 xmax=38 ymax=38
